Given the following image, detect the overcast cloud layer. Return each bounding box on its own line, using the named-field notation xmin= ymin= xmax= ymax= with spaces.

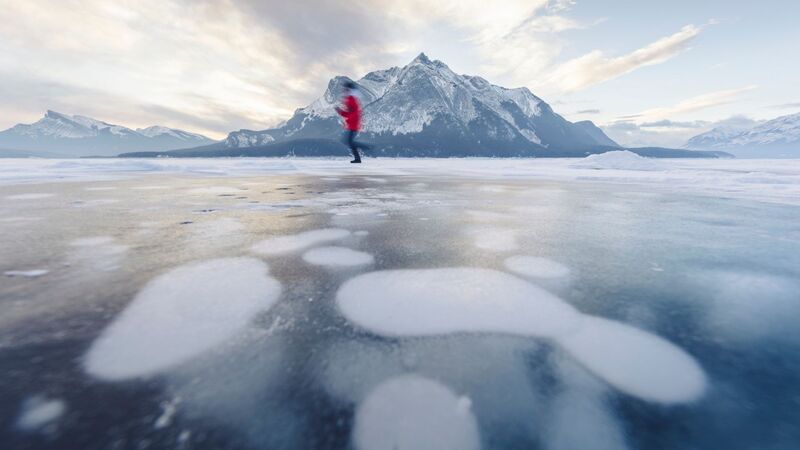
xmin=1 ymin=0 xmax=797 ymax=146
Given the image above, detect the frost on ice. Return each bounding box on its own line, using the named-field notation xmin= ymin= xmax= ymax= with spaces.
xmin=353 ymin=374 xmax=480 ymax=450
xmin=16 ymin=396 xmax=66 ymax=432
xmin=84 ymin=257 xmax=281 ymax=380
xmin=251 ymin=228 xmax=351 ymax=255
xmin=337 ymin=268 xmax=707 ymax=403
xmin=302 ymin=246 xmax=374 ymax=267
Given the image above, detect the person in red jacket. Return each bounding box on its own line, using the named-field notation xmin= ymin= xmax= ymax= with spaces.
xmin=335 ymin=81 xmax=369 ymax=163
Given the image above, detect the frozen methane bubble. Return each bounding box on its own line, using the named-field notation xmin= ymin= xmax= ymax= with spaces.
xmin=354 ymin=374 xmax=480 ymax=450
xmin=84 ymin=257 xmax=281 ymax=380
xmin=302 ymin=246 xmax=374 ymax=267
xmin=252 ymin=228 xmax=351 ymax=255
xmin=555 ymin=316 xmax=707 ymax=403
xmin=336 ymin=268 xmax=581 ymax=338
xmin=336 ymin=268 xmax=707 ymax=404
xmin=16 ymin=396 xmax=66 ymax=431
xmin=504 ymin=256 xmax=570 ymax=279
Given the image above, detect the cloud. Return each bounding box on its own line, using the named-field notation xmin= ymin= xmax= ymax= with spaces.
xmin=547 ymin=25 xmax=702 ymax=92
xmin=638 ymin=120 xmax=708 ymax=129
xmin=633 ymin=85 xmax=758 ymax=122
xmin=768 ymin=102 xmax=800 ymax=110
xmin=575 ymin=109 xmax=600 ymax=114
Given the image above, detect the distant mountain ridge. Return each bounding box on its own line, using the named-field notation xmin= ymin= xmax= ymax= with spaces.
xmin=686 ymin=112 xmax=800 ymax=158
xmin=162 ymin=53 xmax=627 ymax=157
xmin=0 ymin=111 xmax=215 ymax=157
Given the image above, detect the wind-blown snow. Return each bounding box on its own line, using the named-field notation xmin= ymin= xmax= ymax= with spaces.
xmin=84 ymin=257 xmax=281 ymax=380
xmin=353 ymin=374 xmax=480 ymax=450
xmin=336 ymin=268 xmax=707 ymax=403
xmin=302 ymin=246 xmax=374 ymax=267
xmin=4 ymin=269 xmax=49 ymax=278
xmin=251 ymin=228 xmax=351 ymax=255
xmin=15 ymin=396 xmax=66 ymax=431
xmin=504 ymin=256 xmax=570 ymax=279
xmin=5 ymin=193 xmax=54 ymax=200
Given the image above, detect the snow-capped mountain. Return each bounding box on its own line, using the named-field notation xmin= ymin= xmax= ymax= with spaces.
xmin=0 ymin=111 xmax=215 ymax=157
xmin=686 ymin=112 xmax=800 ymax=158
xmin=207 ymin=53 xmax=620 ymax=157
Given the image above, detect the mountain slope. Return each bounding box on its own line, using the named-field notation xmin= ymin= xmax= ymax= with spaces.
xmin=0 ymin=111 xmax=216 ymax=157
xmin=686 ymin=112 xmax=800 ymax=158
xmin=197 ymin=53 xmax=620 ymax=157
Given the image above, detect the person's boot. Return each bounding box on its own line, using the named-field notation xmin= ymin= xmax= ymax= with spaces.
xmin=350 ymin=158 xmax=362 ymax=164
xmin=351 ymin=150 xmax=361 ymax=163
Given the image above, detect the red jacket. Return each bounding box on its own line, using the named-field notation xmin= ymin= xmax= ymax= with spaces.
xmin=336 ymin=94 xmax=361 ymax=131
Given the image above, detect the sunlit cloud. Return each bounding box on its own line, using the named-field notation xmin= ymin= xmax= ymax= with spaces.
xmin=546 ymin=25 xmax=702 ymax=92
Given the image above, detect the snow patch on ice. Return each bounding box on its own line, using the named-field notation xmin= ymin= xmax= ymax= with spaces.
xmin=84 ymin=257 xmax=281 ymax=380
xmin=555 ymin=316 xmax=707 ymax=403
xmin=504 ymin=256 xmax=570 ymax=279
xmin=16 ymin=396 xmax=66 ymax=431
xmin=337 ymin=268 xmax=580 ymax=338
xmin=252 ymin=228 xmax=351 ymax=255
xmin=571 ymin=151 xmax=664 ymax=171
xmin=303 ymin=246 xmax=374 ymax=267
xmin=4 ymin=269 xmax=49 ymax=278
xmin=354 ymin=374 xmax=480 ymax=450
xmin=5 ymin=193 xmax=54 ymax=200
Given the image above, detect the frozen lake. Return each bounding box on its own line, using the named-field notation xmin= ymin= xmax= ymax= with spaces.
xmin=1 ymin=156 xmax=799 ymax=449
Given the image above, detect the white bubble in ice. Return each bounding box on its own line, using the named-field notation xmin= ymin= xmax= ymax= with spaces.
xmin=303 ymin=246 xmax=374 ymax=267
xmin=85 ymin=257 xmax=281 ymax=380
xmin=251 ymin=228 xmax=351 ymax=255
xmin=354 ymin=374 xmax=480 ymax=450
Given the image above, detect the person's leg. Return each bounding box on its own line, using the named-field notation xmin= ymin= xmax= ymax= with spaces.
xmin=348 ymin=131 xmax=361 ymax=162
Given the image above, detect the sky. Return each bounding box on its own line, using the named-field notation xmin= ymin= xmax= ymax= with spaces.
xmin=1 ymin=0 xmax=798 ymax=146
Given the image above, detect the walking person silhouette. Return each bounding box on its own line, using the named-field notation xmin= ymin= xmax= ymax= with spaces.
xmin=335 ymin=81 xmax=370 ymax=163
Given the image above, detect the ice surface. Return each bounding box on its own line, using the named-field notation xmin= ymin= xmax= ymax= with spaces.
xmin=504 ymin=256 xmax=570 ymax=279
xmin=4 ymin=269 xmax=49 ymax=278
xmin=1 ymin=157 xmax=799 ymax=206
xmin=353 ymin=374 xmax=480 ymax=450
xmin=251 ymin=228 xmax=351 ymax=255
xmin=555 ymin=316 xmax=707 ymax=403
xmin=68 ymin=236 xmax=129 ymax=272
xmin=4 ymin=193 xmax=54 ymax=200
xmin=701 ymin=270 xmax=800 ymax=343
xmin=302 ymin=246 xmax=374 ymax=267
xmin=336 ymin=268 xmax=580 ymax=338
xmin=470 ymin=227 xmax=518 ymax=252
xmin=84 ymin=257 xmax=281 ymax=380
xmin=16 ymin=396 xmax=66 ymax=431
xmin=545 ymin=356 xmax=628 ymax=450
xmin=570 ymin=151 xmax=664 ymax=171
xmin=186 ymin=186 xmax=246 ymax=194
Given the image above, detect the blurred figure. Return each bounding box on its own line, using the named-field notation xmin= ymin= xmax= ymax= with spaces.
xmin=335 ymin=81 xmax=369 ymax=163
